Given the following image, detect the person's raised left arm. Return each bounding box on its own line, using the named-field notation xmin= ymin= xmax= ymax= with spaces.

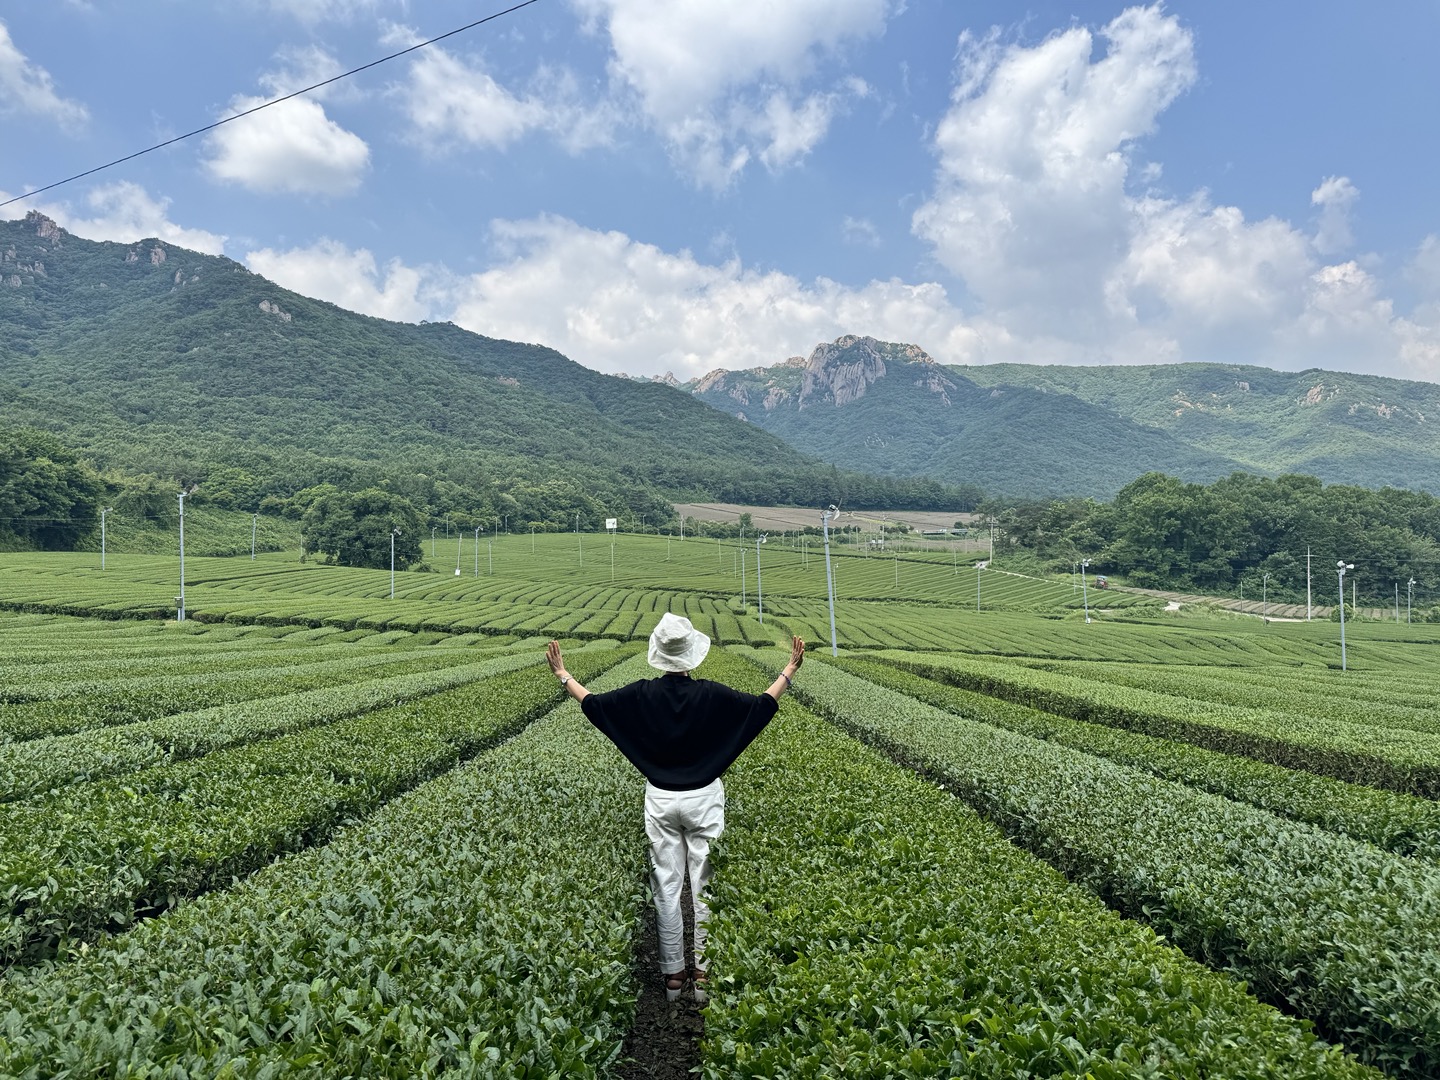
xmin=765 ymin=635 xmax=805 ymax=702
xmin=546 ymin=640 xmax=591 ymax=703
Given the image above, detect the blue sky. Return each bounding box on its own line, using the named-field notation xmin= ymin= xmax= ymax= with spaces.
xmin=4 ymin=1 xmax=1440 ymax=382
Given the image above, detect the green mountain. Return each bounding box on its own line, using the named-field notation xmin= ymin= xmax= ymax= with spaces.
xmin=685 ymin=336 xmax=1440 ymax=497
xmin=0 ymin=212 xmax=959 ymax=523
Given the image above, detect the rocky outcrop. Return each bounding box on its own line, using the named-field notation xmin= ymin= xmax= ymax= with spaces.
xmin=797 ymin=335 xmax=953 ymax=410
xmin=259 ymin=299 xmax=293 ymax=322
xmin=26 ymin=211 xmax=62 ymax=241
xmin=150 ymin=245 xmax=167 ymax=266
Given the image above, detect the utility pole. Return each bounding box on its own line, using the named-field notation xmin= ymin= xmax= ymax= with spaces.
xmin=101 ymin=507 xmax=113 ymax=569
xmin=431 ymin=526 xmax=436 ymax=558
xmin=474 ymin=527 xmax=481 ymax=576
xmin=455 ymin=533 xmax=463 ymax=576
xmin=177 ymin=491 xmax=187 ymax=622
xmin=251 ymin=513 xmax=257 ymax=561
xmin=1396 ymin=582 xmax=1401 ymax=623
xmin=390 ymin=528 xmax=400 ymax=599
xmin=1408 ymin=578 xmax=1416 ymax=625
xmin=1081 ymin=558 xmax=1091 ymax=624
xmin=756 ymin=534 xmax=767 ymax=624
xmin=822 ymin=505 xmax=839 ymax=656
xmin=1262 ymin=572 xmax=1270 ymax=623
xmin=1338 ymin=561 xmax=1354 ymax=671
xmin=1306 ymin=546 xmax=1312 ymax=620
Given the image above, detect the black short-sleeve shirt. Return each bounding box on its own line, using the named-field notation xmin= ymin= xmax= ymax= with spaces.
xmin=580 ymin=672 xmax=779 ymax=790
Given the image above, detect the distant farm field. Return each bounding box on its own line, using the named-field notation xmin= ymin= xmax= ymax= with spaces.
xmin=1 ymin=536 xmax=1437 ymax=1077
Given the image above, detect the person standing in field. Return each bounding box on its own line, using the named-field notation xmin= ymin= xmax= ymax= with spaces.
xmin=546 ymin=613 xmax=804 ymax=1003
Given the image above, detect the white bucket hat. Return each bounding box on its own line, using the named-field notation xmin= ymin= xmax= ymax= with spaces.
xmin=648 ymin=612 xmax=710 ymax=672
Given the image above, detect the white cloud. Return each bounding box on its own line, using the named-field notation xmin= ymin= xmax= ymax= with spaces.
xmin=4 ymin=182 xmax=227 ymax=254
xmin=245 ymin=238 xmax=439 ymax=323
xmin=902 ymin=4 xmax=1440 ymax=380
xmin=446 ymin=215 xmax=983 ymax=377
xmin=574 ymin=0 xmax=895 ymax=186
xmin=1410 ymin=236 xmax=1440 ymax=297
xmin=842 ymin=215 xmax=881 ymax=247
xmin=1312 ymin=175 xmax=1358 ymax=255
xmin=265 ymin=0 xmax=383 ymax=23
xmin=0 ymin=21 xmax=89 ymax=132
xmin=204 ymin=95 xmax=370 ymax=195
xmin=395 ymin=44 xmax=619 ymax=154
xmin=913 ymin=5 xmax=1198 ymax=337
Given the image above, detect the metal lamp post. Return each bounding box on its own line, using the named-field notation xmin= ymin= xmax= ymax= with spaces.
xmin=1081 ymin=558 xmax=1091 ymax=624
xmin=755 ymin=534 xmax=767 ymax=624
xmin=176 ymin=491 xmax=187 ymax=622
xmin=1408 ymin=577 xmax=1416 ymax=625
xmin=390 ymin=528 xmax=400 ymax=599
xmin=101 ymin=507 xmax=113 ymax=569
xmin=821 ymin=505 xmax=839 ymax=656
xmin=455 ymin=533 xmax=463 ymax=576
xmin=1338 ymin=561 xmax=1354 ymax=670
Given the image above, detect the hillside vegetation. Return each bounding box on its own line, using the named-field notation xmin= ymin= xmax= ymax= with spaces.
xmin=0 ymin=214 xmax=961 ymax=533
xmin=685 ymin=336 xmax=1440 ymax=497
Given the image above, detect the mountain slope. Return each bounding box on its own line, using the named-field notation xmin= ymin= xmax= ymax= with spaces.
xmin=688 ymin=337 xmax=1247 ymax=498
xmin=0 ymin=213 xmax=959 ymax=516
xmin=960 ymin=362 xmax=1440 ymax=491
xmin=685 ymin=337 xmax=1440 ymax=497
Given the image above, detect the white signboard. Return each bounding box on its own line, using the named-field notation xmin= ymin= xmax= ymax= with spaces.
xmin=605 ymin=518 xmax=618 ymax=531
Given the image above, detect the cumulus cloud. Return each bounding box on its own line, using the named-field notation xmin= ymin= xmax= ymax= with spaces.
xmin=905 ymin=4 xmax=1440 ymax=380
xmin=445 ymin=215 xmax=983 ymax=377
xmin=574 ymin=0 xmax=894 ymax=186
xmin=246 ymin=238 xmax=438 ymax=323
xmin=204 ymin=95 xmax=370 ymax=195
xmin=1312 ymin=175 xmax=1359 ymax=255
xmin=0 ymin=21 xmax=89 ymax=132
xmin=4 ymin=182 xmax=226 ymax=254
xmin=913 ymin=5 xmax=1198 ymax=337
xmin=397 ymin=45 xmax=620 ymax=153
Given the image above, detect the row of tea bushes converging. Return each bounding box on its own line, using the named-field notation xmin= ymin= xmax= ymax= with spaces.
xmin=741 ymin=647 xmax=1440 ymax=1077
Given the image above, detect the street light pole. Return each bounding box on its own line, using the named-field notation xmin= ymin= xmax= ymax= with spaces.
xmin=1081 ymin=558 xmax=1091 ymax=624
xmin=177 ymin=491 xmax=187 ymax=622
xmin=101 ymin=507 xmax=113 ymax=569
xmin=390 ymin=528 xmax=400 ymax=599
xmin=1338 ymin=561 xmax=1354 ymax=671
xmin=822 ymin=505 xmax=839 ymax=656
xmin=756 ymin=534 xmax=767 ymax=624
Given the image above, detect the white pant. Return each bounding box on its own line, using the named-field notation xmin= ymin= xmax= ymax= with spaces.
xmin=644 ymin=778 xmax=725 ymax=975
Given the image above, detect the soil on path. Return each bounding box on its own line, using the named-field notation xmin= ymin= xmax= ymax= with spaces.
xmin=617 ymin=880 xmax=705 ymax=1079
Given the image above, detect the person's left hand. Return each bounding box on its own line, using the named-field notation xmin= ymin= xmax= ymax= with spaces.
xmin=546 ymin=640 xmax=566 ymax=677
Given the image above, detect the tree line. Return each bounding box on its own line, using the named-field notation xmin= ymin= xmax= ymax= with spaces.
xmin=984 ymin=471 xmax=1440 ymax=604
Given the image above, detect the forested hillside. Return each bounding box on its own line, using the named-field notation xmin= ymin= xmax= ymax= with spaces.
xmin=0 ymin=213 xmax=963 ymax=545
xmin=686 ymin=337 xmax=1440 ymax=497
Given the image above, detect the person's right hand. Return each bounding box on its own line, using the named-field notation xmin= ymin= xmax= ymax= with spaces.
xmin=789 ymin=636 xmax=805 ymax=669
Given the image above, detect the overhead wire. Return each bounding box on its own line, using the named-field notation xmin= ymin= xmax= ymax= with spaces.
xmin=0 ymin=0 xmax=543 ymax=211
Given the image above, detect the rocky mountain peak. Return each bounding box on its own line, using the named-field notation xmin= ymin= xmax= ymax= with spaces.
xmin=797 ymin=335 xmax=952 ymax=410
xmin=24 ymin=211 xmax=63 ymax=241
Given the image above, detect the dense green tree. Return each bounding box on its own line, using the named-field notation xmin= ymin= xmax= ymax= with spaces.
xmin=0 ymin=428 xmax=103 ymax=549
xmin=300 ymin=488 xmax=424 ymax=569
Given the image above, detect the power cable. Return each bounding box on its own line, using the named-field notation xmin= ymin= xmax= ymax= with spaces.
xmin=0 ymin=0 xmax=543 ymax=211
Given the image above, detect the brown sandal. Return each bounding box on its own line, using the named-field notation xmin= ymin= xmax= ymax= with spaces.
xmin=663 ymin=971 xmax=687 ymax=1002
